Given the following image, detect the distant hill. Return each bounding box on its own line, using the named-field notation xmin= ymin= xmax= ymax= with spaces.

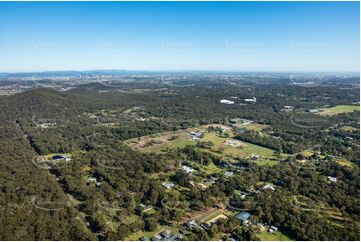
xmin=1 ymin=88 xmax=85 ymax=120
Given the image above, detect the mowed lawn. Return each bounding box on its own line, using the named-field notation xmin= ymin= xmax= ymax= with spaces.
xmin=318 ymin=105 xmax=360 ymax=116
xmin=258 ymin=231 xmax=292 ymax=241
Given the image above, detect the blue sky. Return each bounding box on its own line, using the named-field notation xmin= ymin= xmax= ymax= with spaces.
xmin=0 ymin=1 xmax=359 ymax=72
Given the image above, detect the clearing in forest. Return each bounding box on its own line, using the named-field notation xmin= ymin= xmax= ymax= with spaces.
xmin=318 ymin=105 xmax=360 ymax=116
xmin=257 ymin=231 xmax=292 ymax=241
xmin=125 ymin=124 xmax=279 ymax=165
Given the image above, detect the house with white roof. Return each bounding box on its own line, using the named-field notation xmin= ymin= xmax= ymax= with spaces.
xmin=182 ymin=165 xmax=194 ymax=174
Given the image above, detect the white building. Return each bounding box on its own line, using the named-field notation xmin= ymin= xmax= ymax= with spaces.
xmin=186 ymin=220 xmax=198 ymax=230
xmin=244 ymin=97 xmax=257 ymax=103
xmin=162 ymin=182 xmax=175 ymax=189
xmin=262 ymin=184 xmax=275 ymax=191
xmin=224 ymin=171 xmax=234 ymax=178
xmin=327 ymin=176 xmax=337 ymax=182
xmin=87 ymin=177 xmax=97 ymax=183
xmin=182 ymin=165 xmax=194 ymax=174
xmin=220 ymin=99 xmax=235 ymax=105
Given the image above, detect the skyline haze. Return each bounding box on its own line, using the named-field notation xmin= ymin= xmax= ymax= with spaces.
xmin=0 ymin=1 xmax=359 ymax=72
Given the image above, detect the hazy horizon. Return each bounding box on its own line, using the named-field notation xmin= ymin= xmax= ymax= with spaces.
xmin=0 ymin=1 xmax=359 ymax=72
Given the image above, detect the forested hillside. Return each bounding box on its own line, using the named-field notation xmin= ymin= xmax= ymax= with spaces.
xmin=0 ymin=79 xmax=359 ymax=240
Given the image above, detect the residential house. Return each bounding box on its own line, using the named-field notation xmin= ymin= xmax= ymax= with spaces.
xmin=186 ymin=220 xmax=198 ymax=230
xmin=160 ymin=230 xmax=171 ymax=239
xmin=150 ymin=234 xmax=162 ymax=241
xmin=239 ymin=191 xmax=251 ymax=199
xmin=224 ymin=171 xmax=234 ymax=178
xmin=262 ymin=184 xmax=275 ymax=191
xmin=270 ymin=226 xmax=278 ymax=231
xmin=140 ymin=204 xmax=153 ymax=213
xmin=249 ymin=154 xmax=261 ymax=160
xmin=190 ymin=131 xmax=204 ymax=140
xmin=167 ymin=234 xmax=182 ymax=241
xmin=182 ymin=165 xmax=194 ymax=174
xmin=235 ymin=212 xmax=251 ymax=224
xmin=162 ymin=182 xmax=175 ymax=189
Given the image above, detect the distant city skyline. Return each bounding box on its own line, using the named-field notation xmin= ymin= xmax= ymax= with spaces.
xmin=0 ymin=1 xmax=359 ymax=72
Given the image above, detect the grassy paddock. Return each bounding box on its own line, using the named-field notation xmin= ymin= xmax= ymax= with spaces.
xmin=340 ymin=126 xmax=359 ymax=132
xmin=318 ymin=105 xmax=360 ymax=116
xmin=125 ymin=125 xmax=278 ymax=162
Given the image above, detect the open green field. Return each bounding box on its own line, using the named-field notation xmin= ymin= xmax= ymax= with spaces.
xmin=340 ymin=126 xmax=359 ymax=132
xmin=300 ymin=150 xmax=313 ymax=157
xmin=258 ymin=231 xmax=292 ymax=241
xmin=335 ymin=159 xmax=355 ymax=168
xmin=123 ymin=214 xmax=139 ymax=225
xmin=191 ymin=161 xmax=224 ymax=175
xmin=125 ymin=128 xmax=197 ymax=151
xmin=198 ymin=209 xmax=225 ymax=223
xmin=202 ymin=133 xmax=276 ymax=159
xmin=242 ymin=123 xmax=270 ymax=131
xmin=126 ymin=230 xmax=158 ymax=241
xmin=125 ymin=125 xmax=279 ymax=165
xmin=319 ymin=105 xmax=360 ymax=116
xmin=255 ymin=160 xmax=279 ymax=166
